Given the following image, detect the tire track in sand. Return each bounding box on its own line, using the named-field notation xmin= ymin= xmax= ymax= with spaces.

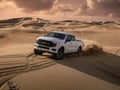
xmin=0 ymin=53 xmax=56 ymax=87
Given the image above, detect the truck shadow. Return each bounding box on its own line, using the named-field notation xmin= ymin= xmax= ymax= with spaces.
xmin=54 ymin=52 xmax=120 ymax=86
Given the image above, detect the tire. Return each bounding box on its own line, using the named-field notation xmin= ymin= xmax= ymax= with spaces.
xmin=34 ymin=49 xmax=43 ymax=55
xmin=77 ymin=47 xmax=82 ymax=55
xmin=54 ymin=49 xmax=64 ymax=60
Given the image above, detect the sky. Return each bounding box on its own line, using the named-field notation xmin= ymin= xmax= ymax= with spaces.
xmin=0 ymin=0 xmax=120 ymax=21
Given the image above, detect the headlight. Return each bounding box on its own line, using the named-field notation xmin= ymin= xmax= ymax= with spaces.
xmin=51 ymin=43 xmax=57 ymax=47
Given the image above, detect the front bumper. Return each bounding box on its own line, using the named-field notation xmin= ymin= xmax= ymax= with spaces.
xmin=34 ymin=43 xmax=58 ymax=54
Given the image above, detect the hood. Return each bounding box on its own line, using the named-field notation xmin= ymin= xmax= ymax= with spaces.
xmin=37 ymin=36 xmax=63 ymax=44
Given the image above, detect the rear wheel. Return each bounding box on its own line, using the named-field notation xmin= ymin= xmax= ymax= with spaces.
xmin=34 ymin=49 xmax=43 ymax=55
xmin=54 ymin=49 xmax=64 ymax=60
xmin=77 ymin=47 xmax=82 ymax=55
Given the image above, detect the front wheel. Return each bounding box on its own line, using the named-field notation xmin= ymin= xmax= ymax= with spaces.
xmin=54 ymin=49 xmax=64 ymax=60
xmin=34 ymin=49 xmax=43 ymax=55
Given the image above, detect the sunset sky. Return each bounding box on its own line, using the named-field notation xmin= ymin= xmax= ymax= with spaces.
xmin=0 ymin=0 xmax=120 ymax=21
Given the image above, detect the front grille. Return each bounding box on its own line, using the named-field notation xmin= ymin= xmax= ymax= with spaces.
xmin=38 ymin=45 xmax=49 ymax=50
xmin=36 ymin=39 xmax=54 ymax=47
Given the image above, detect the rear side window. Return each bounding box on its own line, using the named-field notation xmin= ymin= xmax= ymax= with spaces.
xmin=71 ymin=35 xmax=75 ymax=41
xmin=66 ymin=35 xmax=75 ymax=41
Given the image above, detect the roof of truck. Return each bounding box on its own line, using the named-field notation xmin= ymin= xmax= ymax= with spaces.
xmin=50 ymin=31 xmax=73 ymax=35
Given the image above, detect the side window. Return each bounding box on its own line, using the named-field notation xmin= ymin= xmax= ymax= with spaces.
xmin=66 ymin=35 xmax=71 ymax=41
xmin=71 ymin=36 xmax=75 ymax=41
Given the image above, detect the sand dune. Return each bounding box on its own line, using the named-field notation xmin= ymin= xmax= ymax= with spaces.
xmin=0 ymin=17 xmax=120 ymax=90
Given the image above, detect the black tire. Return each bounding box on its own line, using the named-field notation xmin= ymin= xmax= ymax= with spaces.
xmin=34 ymin=49 xmax=43 ymax=55
xmin=54 ymin=49 xmax=64 ymax=60
xmin=77 ymin=47 xmax=82 ymax=55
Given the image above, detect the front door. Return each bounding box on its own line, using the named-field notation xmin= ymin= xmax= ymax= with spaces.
xmin=64 ymin=35 xmax=74 ymax=53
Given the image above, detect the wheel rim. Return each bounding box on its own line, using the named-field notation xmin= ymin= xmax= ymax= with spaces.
xmin=56 ymin=50 xmax=63 ymax=58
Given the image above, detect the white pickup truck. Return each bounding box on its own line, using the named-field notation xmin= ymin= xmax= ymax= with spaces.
xmin=34 ymin=31 xmax=84 ymax=60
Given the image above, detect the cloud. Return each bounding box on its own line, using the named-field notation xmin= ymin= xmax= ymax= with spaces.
xmin=57 ymin=0 xmax=87 ymax=8
xmin=44 ymin=1 xmax=74 ymax=16
xmin=77 ymin=0 xmax=120 ymax=18
xmin=0 ymin=0 xmax=120 ymax=20
xmin=7 ymin=0 xmax=56 ymax=12
xmin=53 ymin=3 xmax=74 ymax=13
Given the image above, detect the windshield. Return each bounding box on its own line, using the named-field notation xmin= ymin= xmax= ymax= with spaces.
xmin=45 ymin=32 xmax=66 ymax=40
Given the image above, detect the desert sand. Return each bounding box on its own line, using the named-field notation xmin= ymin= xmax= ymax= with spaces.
xmin=0 ymin=17 xmax=120 ymax=90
